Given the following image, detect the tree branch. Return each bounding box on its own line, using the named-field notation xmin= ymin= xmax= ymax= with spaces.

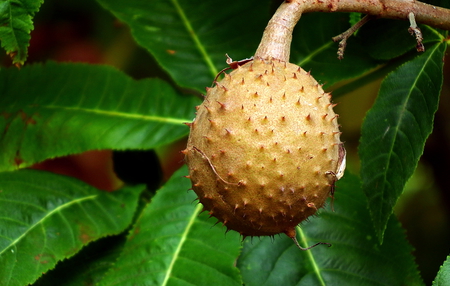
xmin=254 ymin=0 xmax=450 ymax=62
xmin=332 ymin=15 xmax=375 ymax=60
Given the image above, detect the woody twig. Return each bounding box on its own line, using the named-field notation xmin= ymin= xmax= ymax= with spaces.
xmin=255 ymin=0 xmax=450 ymax=62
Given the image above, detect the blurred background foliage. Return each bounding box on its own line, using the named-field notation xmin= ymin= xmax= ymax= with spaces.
xmin=1 ymin=0 xmax=449 ymax=284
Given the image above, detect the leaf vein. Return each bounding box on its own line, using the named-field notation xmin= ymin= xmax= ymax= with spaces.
xmin=161 ymin=203 xmax=202 ymax=286
xmin=170 ymin=0 xmax=217 ymax=77
xmin=0 ymin=194 xmax=97 ymax=257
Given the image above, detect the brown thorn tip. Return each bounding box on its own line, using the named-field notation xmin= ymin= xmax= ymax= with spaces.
xmin=331 ymin=115 xmax=339 ymax=121
xmin=183 ymin=122 xmax=192 ymax=127
xmin=216 ymin=101 xmax=226 ymax=109
xmin=307 ymin=202 xmax=317 ymax=210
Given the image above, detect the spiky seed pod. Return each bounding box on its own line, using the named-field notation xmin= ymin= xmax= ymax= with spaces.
xmin=184 ymin=57 xmax=344 ymax=238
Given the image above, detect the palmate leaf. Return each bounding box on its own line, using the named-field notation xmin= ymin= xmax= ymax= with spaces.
xmin=0 ymin=169 xmax=143 ymax=286
xmin=0 ymin=62 xmax=200 ymax=171
xmin=359 ymin=38 xmax=447 ymax=241
xmin=99 ymin=166 xmax=242 ymax=286
xmin=237 ymin=173 xmax=423 ymax=286
xmin=0 ymin=0 xmax=43 ymax=65
xmin=96 ymin=0 xmax=270 ymax=93
xmin=433 ymin=255 xmax=450 ymax=286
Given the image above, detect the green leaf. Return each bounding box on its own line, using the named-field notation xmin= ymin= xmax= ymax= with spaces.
xmin=0 ymin=62 xmax=200 ymax=171
xmin=433 ymin=255 xmax=450 ymax=286
xmin=34 ymin=234 xmax=128 ymax=286
xmin=348 ymin=12 xmax=362 ymax=27
xmin=0 ymin=169 xmax=142 ymax=286
xmin=359 ymin=19 xmax=445 ymax=60
xmin=359 ymin=40 xmax=446 ymax=242
xmin=0 ymin=0 xmax=44 ymax=65
xmin=99 ymin=165 xmax=242 ymax=286
xmin=291 ymin=13 xmax=380 ymax=87
xmin=237 ymin=173 xmax=423 ymax=286
xmin=96 ymin=0 xmax=270 ymax=92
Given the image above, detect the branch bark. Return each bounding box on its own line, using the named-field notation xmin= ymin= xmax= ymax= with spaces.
xmin=254 ymin=0 xmax=450 ymax=62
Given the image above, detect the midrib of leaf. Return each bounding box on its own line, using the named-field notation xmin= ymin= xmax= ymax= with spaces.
xmin=161 ymin=203 xmax=202 ymax=286
xmin=297 ymin=226 xmax=326 ymax=286
xmin=43 ymin=105 xmax=190 ymax=125
xmin=423 ymin=25 xmax=446 ymax=41
xmin=372 ymin=43 xmax=441 ymax=212
xmin=0 ymin=194 xmax=97 ymax=257
xmin=170 ymin=0 xmax=218 ymax=77
xmin=297 ymin=41 xmax=333 ymax=67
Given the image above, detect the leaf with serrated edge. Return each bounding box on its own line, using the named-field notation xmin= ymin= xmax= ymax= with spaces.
xmin=0 ymin=0 xmax=43 ymax=65
xmin=0 ymin=169 xmax=142 ymax=286
xmin=359 ymin=40 xmax=446 ymax=241
xmin=237 ymin=173 xmax=423 ymax=286
xmin=0 ymin=62 xmax=200 ymax=171
xmin=33 ymin=234 xmax=127 ymax=286
xmin=99 ymin=166 xmax=242 ymax=286
xmin=433 ymin=255 xmax=450 ymax=286
xmin=96 ymin=0 xmax=270 ymax=92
